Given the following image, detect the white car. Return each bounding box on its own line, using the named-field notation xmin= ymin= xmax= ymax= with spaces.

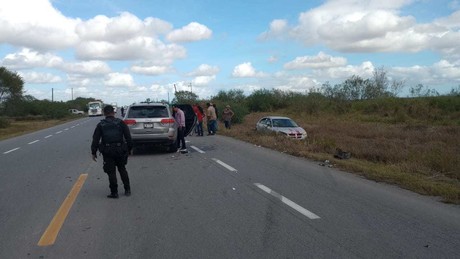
xmin=255 ymin=116 xmax=307 ymax=140
xmin=69 ymin=109 xmax=84 ymax=115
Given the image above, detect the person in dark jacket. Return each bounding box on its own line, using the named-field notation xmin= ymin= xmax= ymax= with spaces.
xmin=91 ymin=105 xmax=133 ymax=198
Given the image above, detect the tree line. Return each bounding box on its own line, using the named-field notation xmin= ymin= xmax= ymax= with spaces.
xmin=1 ymin=66 xmax=459 ymax=128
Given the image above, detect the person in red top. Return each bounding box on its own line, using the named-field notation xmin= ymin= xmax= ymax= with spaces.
xmin=192 ymin=103 xmax=204 ymax=136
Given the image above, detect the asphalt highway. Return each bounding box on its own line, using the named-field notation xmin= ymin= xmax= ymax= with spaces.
xmin=0 ymin=117 xmax=459 ymax=258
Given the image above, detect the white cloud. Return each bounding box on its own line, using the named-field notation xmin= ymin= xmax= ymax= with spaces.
xmin=62 ymin=60 xmax=111 ymax=75
xmin=312 ymin=61 xmax=375 ymax=80
xmin=192 ymin=75 xmax=216 ymax=86
xmin=75 ymin=12 xmax=173 ymax=42
xmin=166 ymin=22 xmax=212 ymax=43
xmin=131 ymin=65 xmax=172 ymax=75
xmin=76 ymin=35 xmax=187 ymax=61
xmin=276 ymin=76 xmax=320 ymax=92
xmin=390 ymin=59 xmax=460 ymax=86
xmin=188 ymin=64 xmax=220 ymax=76
xmin=104 ymin=73 xmax=135 ymax=87
xmin=0 ymin=0 xmax=80 ymax=51
xmin=19 ymin=71 xmax=61 ymax=84
xmin=284 ymin=52 xmax=347 ymax=70
xmin=1 ymin=48 xmax=63 ymax=69
xmin=232 ymin=62 xmax=266 ymax=78
xmin=259 ymin=19 xmax=288 ymax=40
xmin=261 ymin=0 xmax=460 ymax=58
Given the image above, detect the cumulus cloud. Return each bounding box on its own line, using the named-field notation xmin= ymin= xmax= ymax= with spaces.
xmin=130 ymin=64 xmax=172 ymax=75
xmin=1 ymin=48 xmax=63 ymax=69
xmin=312 ymin=61 xmax=375 ymax=80
xmin=192 ymin=75 xmax=216 ymax=86
xmin=232 ymin=62 xmax=266 ymax=78
xmin=19 ymin=71 xmax=61 ymax=84
xmin=76 ymin=34 xmax=187 ymax=61
xmin=0 ymin=0 xmax=80 ymax=51
xmin=104 ymin=73 xmax=135 ymax=87
xmin=390 ymin=59 xmax=460 ymax=86
xmin=261 ymin=0 xmax=459 ymax=58
xmin=284 ymin=52 xmax=347 ymax=70
xmin=188 ymin=64 xmax=220 ymax=76
xmin=277 ymin=76 xmax=320 ymax=92
xmin=259 ymin=19 xmax=289 ymax=40
xmin=166 ymin=22 xmax=212 ymax=43
xmin=75 ymin=12 xmax=174 ymax=42
xmin=62 ymin=60 xmax=111 ymax=75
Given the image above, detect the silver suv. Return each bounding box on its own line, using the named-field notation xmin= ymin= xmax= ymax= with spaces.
xmin=123 ymin=102 xmax=195 ymax=152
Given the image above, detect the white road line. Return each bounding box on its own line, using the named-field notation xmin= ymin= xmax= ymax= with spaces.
xmin=45 ymin=135 xmax=52 ymax=138
xmin=70 ymin=126 xmax=75 ymax=128
xmin=191 ymin=146 xmax=205 ymax=153
xmin=254 ymin=183 xmax=320 ymax=220
xmin=64 ymin=128 xmax=69 ymax=131
xmin=4 ymin=147 xmax=20 ymax=154
xmin=212 ymin=158 xmax=238 ymax=172
xmin=55 ymin=131 xmax=63 ymax=134
xmin=28 ymin=140 xmax=40 ymax=144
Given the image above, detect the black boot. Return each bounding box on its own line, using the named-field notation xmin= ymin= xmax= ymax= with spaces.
xmin=107 ymin=193 xmax=119 ymax=198
xmin=125 ymin=189 xmax=131 ymax=196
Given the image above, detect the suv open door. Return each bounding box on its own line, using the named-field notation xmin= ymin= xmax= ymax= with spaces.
xmin=173 ymin=104 xmax=197 ymax=136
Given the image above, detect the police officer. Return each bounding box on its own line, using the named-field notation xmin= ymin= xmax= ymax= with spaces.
xmin=91 ymin=105 xmax=133 ymax=198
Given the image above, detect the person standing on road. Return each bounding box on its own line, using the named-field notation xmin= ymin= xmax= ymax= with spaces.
xmin=193 ymin=103 xmax=204 ymax=136
xmin=173 ymin=105 xmax=187 ymax=152
xmin=206 ymin=102 xmax=217 ymax=135
xmin=91 ymin=105 xmax=133 ymax=198
xmin=213 ymin=103 xmax=219 ymax=132
xmin=120 ymin=106 xmax=125 ymax=117
xmin=222 ymin=105 xmax=235 ymax=129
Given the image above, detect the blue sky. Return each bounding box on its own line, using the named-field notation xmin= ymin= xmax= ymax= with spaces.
xmin=0 ymin=0 xmax=459 ymax=106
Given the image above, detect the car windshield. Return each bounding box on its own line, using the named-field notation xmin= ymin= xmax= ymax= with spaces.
xmin=272 ymin=118 xmax=298 ymax=127
xmin=128 ymin=106 xmax=169 ymax=118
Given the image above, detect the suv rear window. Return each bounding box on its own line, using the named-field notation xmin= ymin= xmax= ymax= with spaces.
xmin=128 ymin=106 xmax=169 ymax=118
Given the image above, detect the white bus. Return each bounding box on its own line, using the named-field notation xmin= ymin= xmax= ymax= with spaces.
xmin=87 ymin=101 xmax=104 ymax=116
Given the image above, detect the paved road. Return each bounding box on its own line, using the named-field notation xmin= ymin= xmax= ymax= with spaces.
xmin=0 ymin=117 xmax=459 ymax=258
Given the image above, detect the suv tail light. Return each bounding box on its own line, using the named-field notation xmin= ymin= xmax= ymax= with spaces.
xmin=160 ymin=118 xmax=175 ymax=126
xmin=124 ymin=119 xmax=137 ymax=125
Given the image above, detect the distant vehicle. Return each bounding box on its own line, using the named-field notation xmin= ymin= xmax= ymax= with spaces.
xmin=255 ymin=116 xmax=307 ymax=140
xmin=87 ymin=101 xmax=104 ymax=116
xmin=123 ymin=102 xmax=196 ymax=152
xmin=69 ymin=109 xmax=84 ymax=115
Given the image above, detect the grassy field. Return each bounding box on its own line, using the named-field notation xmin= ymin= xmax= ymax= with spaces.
xmin=0 ymin=117 xmax=79 ymax=141
xmin=219 ymin=111 xmax=460 ymax=204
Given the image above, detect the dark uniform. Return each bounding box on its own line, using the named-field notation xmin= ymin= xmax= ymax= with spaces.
xmin=91 ymin=105 xmax=133 ymax=198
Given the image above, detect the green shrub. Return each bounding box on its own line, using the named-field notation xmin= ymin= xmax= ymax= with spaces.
xmin=0 ymin=117 xmax=10 ymax=128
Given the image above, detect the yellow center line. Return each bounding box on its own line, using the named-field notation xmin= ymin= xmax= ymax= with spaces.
xmin=38 ymin=173 xmax=88 ymax=247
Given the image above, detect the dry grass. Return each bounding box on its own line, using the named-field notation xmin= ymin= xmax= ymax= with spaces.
xmin=0 ymin=118 xmax=76 ymax=141
xmin=220 ymin=112 xmax=460 ymax=204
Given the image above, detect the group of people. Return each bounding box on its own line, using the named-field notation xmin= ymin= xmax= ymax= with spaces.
xmin=192 ymin=102 xmax=235 ymax=136
xmin=91 ymin=102 xmax=235 ymax=199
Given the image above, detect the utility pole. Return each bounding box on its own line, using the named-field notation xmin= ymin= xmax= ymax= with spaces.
xmin=71 ymin=88 xmax=73 ymax=101
xmin=52 ymin=88 xmax=54 ymax=102
xmin=189 ymin=82 xmax=192 ymax=94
